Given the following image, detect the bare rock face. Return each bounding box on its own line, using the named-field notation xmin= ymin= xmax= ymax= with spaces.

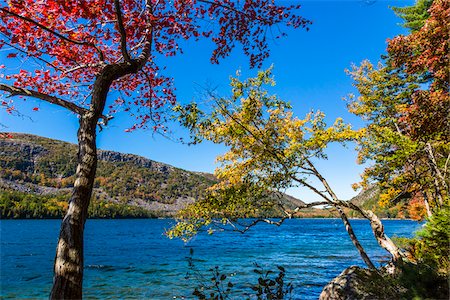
xmin=97 ymin=150 xmax=172 ymax=173
xmin=319 ymin=266 xmax=375 ymax=300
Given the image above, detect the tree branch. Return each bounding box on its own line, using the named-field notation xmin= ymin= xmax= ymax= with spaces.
xmin=62 ymin=63 xmax=104 ymax=75
xmin=135 ymin=0 xmax=154 ymax=69
xmin=220 ymin=200 xmax=330 ymax=234
xmin=0 ymin=84 xmax=87 ymax=115
xmin=198 ymin=0 xmax=265 ymax=23
xmin=114 ymin=0 xmax=131 ymax=62
xmin=294 ymin=201 xmax=330 ymax=210
xmin=0 ymin=84 xmax=111 ymax=125
xmin=0 ymin=7 xmax=104 ymax=61
xmin=0 ymin=37 xmax=63 ymax=72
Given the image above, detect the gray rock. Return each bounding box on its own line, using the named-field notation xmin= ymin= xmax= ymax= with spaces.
xmin=319 ymin=266 xmax=378 ymax=300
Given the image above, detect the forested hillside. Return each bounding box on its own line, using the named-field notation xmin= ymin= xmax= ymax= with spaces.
xmin=348 ymin=185 xmax=413 ymax=219
xmin=0 ymin=133 xmax=217 ymax=217
xmin=1 ymin=133 xmax=308 ymax=218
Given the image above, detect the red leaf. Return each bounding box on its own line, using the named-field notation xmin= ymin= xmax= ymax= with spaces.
xmin=6 ymin=53 xmax=17 ymax=58
xmin=32 ymin=107 xmax=39 ymax=111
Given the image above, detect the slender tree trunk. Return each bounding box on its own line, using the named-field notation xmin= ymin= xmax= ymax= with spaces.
xmin=332 ymin=199 xmax=406 ymax=264
xmin=335 ymin=206 xmax=376 ymax=269
xmin=425 ymin=142 xmax=448 ymax=205
xmin=425 ymin=189 xmax=438 ymax=211
xmin=302 ymin=160 xmax=377 ymax=269
xmin=423 ymin=192 xmax=433 ymax=217
xmin=304 ymin=160 xmax=405 ymax=266
xmin=50 ymin=112 xmax=98 ymax=299
xmin=363 ymin=210 xmax=405 ymax=263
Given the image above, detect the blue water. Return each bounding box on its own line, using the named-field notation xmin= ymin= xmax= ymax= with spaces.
xmin=0 ymin=219 xmax=419 ymax=299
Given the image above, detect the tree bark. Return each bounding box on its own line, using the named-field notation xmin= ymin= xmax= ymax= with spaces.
xmin=302 ymin=160 xmax=376 ymax=269
xmin=335 ymin=200 xmax=406 ymax=264
xmin=425 ymin=142 xmax=448 ymax=206
xmin=423 ymin=192 xmax=433 ymax=217
xmin=50 ymin=62 xmax=141 ymax=299
xmin=335 ymin=206 xmax=376 ymax=270
xmin=363 ymin=210 xmax=405 ymax=263
xmin=50 ymin=112 xmax=98 ymax=299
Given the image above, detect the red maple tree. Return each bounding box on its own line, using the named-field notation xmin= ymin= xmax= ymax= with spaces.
xmin=0 ymin=1 xmax=310 ymax=298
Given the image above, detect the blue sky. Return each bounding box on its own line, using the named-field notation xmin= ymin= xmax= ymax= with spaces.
xmin=0 ymin=0 xmax=413 ymax=202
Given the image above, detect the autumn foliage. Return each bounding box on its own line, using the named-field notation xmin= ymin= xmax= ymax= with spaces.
xmin=0 ymin=1 xmax=312 ymax=297
xmin=0 ymin=0 xmax=310 ymax=130
xmin=347 ymin=0 xmax=449 ymax=219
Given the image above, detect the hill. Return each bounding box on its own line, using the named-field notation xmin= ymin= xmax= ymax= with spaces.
xmin=349 ymin=185 xmax=409 ymax=219
xmin=0 ymin=133 xmax=306 ymax=218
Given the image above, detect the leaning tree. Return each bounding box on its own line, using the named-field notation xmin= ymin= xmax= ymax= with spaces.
xmin=0 ymin=1 xmax=310 ymax=298
xmin=169 ymin=69 xmax=406 ymax=269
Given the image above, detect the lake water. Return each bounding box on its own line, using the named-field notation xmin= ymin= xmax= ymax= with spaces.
xmin=1 ymin=218 xmax=419 ymax=299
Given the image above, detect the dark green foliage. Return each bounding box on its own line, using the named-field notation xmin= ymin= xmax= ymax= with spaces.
xmin=387 ymin=206 xmax=450 ymax=298
xmin=0 ymin=190 xmax=160 ymax=219
xmin=354 ymin=262 xmax=449 ymax=299
xmin=392 ymin=0 xmax=433 ymax=32
xmin=395 ymin=262 xmax=449 ymax=299
xmin=250 ymin=264 xmax=293 ymax=300
xmin=414 ymin=205 xmax=450 ymax=270
xmin=395 ymin=205 xmax=450 ymax=274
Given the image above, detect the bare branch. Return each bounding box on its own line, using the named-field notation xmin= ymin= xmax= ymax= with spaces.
xmin=294 ymin=201 xmax=329 ymax=210
xmin=289 ymin=174 xmax=333 ymax=203
xmin=63 ymin=63 xmax=104 ymax=75
xmin=0 ymin=7 xmax=105 ymax=61
xmin=225 ymin=217 xmax=288 ymax=234
xmin=0 ymin=84 xmax=87 ymax=115
xmin=114 ymin=0 xmax=131 ymax=62
xmin=198 ymin=0 xmax=265 ymax=23
xmin=304 ymin=158 xmax=341 ymax=202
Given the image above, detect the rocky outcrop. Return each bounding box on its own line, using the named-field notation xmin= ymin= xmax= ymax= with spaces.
xmin=0 ymin=139 xmax=48 ymax=172
xmin=319 ymin=266 xmax=373 ymax=300
xmin=97 ymin=149 xmax=172 ymax=173
xmin=0 ymin=140 xmax=48 ymax=159
xmin=320 ymin=262 xmax=449 ymax=300
xmin=318 ymin=265 xmax=404 ymax=300
xmin=349 ymin=185 xmax=380 ymax=207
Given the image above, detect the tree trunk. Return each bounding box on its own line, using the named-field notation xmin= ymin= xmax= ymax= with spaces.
xmin=425 ymin=142 xmax=448 ymax=206
xmin=335 ymin=206 xmax=376 ymax=270
xmin=423 ymin=192 xmax=433 ymax=217
xmin=301 ymin=155 xmax=406 ymax=266
xmin=363 ymin=210 xmax=405 ymax=263
xmin=302 ymin=160 xmax=376 ymax=269
xmin=50 ymin=113 xmax=98 ymax=299
xmin=49 ymin=61 xmax=143 ymax=299
xmin=332 ymin=199 xmax=406 ymax=264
